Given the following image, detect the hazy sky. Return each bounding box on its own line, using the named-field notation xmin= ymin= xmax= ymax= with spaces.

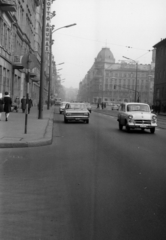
xmin=51 ymin=0 xmax=166 ymax=88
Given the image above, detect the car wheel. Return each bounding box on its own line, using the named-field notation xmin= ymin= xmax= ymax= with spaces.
xmin=64 ymin=118 xmax=68 ymax=123
xmin=150 ymin=128 xmax=155 ymax=134
xmin=86 ymin=119 xmax=89 ymax=124
xmin=60 ymin=111 xmax=62 ymax=114
xmin=119 ymin=122 xmax=123 ymax=130
xmin=126 ymin=125 xmax=130 ymax=132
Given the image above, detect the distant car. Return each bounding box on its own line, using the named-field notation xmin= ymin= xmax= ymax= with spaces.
xmin=85 ymin=103 xmax=92 ymax=113
xmin=117 ymin=102 xmax=157 ymax=133
xmin=59 ymin=102 xmax=70 ymax=114
xmin=64 ymin=103 xmax=90 ymax=123
xmin=112 ymin=104 xmax=119 ymax=110
xmin=54 ymin=98 xmax=62 ymax=106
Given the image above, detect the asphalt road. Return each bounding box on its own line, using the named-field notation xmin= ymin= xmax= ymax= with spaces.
xmin=0 ymin=107 xmax=166 ymax=240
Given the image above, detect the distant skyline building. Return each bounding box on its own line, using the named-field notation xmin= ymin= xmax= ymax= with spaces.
xmin=78 ymin=47 xmax=154 ymax=105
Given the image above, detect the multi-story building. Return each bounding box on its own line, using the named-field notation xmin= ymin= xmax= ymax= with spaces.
xmin=0 ymin=0 xmax=50 ymax=106
xmin=153 ymin=39 xmax=166 ymax=113
xmin=78 ymin=48 xmax=154 ymax=105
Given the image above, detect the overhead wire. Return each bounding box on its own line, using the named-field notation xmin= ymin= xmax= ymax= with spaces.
xmin=53 ymin=32 xmax=153 ymax=52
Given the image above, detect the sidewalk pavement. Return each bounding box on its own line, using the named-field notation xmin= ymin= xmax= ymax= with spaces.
xmin=0 ymin=106 xmax=55 ymax=148
xmin=92 ymin=105 xmax=166 ymax=129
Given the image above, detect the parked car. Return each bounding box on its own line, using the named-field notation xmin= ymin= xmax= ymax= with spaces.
xmin=64 ymin=103 xmax=90 ymax=123
xmin=112 ymin=104 xmax=119 ymax=110
xmin=117 ymin=102 xmax=157 ymax=133
xmin=59 ymin=102 xmax=70 ymax=114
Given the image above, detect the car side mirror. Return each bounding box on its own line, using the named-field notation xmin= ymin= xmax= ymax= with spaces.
xmin=151 ymin=109 xmax=153 ymax=113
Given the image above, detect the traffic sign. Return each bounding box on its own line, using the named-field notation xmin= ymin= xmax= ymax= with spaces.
xmin=21 ymin=54 xmax=39 ymax=69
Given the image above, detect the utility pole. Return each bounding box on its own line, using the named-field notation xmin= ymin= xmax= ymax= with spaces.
xmin=38 ymin=0 xmax=47 ymax=119
xmin=47 ymin=29 xmax=52 ymax=110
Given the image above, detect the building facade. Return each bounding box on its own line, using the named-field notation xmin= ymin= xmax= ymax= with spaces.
xmin=78 ymin=48 xmax=154 ymax=105
xmin=0 ymin=0 xmax=51 ymax=106
xmin=153 ymin=39 xmax=166 ymax=113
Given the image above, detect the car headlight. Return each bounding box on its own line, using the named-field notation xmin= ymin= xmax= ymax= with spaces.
xmin=152 ymin=115 xmax=157 ymax=120
xmin=128 ymin=115 xmax=133 ymax=120
xmin=152 ymin=115 xmax=157 ymax=123
xmin=84 ymin=113 xmax=89 ymax=116
xmin=128 ymin=115 xmax=134 ymax=123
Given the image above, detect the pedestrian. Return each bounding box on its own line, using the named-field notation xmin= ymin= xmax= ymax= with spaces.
xmin=21 ymin=96 xmax=26 ymax=113
xmin=14 ymin=97 xmax=20 ymax=112
xmin=101 ymin=102 xmax=104 ymax=109
xmin=0 ymin=93 xmax=4 ymax=121
xmin=3 ymin=91 xmax=12 ymax=121
xmin=28 ymin=98 xmax=33 ymax=114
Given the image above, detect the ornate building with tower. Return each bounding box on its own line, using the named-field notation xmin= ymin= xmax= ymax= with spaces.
xmin=78 ymin=48 xmax=154 ymax=105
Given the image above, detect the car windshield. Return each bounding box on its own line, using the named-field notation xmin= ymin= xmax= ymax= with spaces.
xmin=127 ymin=104 xmax=150 ymax=112
xmin=69 ymin=104 xmax=87 ymax=109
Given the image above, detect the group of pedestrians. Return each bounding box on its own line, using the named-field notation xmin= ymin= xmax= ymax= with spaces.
xmin=0 ymin=92 xmax=33 ymax=121
xmin=97 ymin=102 xmax=107 ymax=109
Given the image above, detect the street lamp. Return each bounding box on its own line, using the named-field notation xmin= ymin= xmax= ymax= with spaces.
xmin=52 ymin=23 xmax=76 ymax=34
xmin=123 ymin=56 xmax=138 ymax=102
xmin=47 ymin=23 xmax=76 ymax=109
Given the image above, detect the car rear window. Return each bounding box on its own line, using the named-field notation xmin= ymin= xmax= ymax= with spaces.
xmin=69 ymin=104 xmax=86 ymax=109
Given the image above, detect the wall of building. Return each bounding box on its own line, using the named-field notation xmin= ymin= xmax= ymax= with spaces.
xmin=0 ymin=0 xmax=50 ymax=106
xmin=153 ymin=39 xmax=166 ymax=113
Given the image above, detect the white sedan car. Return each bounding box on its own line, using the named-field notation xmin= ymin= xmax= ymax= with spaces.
xmin=64 ymin=103 xmax=90 ymax=123
xmin=117 ymin=102 xmax=157 ymax=133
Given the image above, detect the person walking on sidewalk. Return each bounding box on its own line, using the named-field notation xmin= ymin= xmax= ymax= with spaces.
xmin=21 ymin=96 xmax=26 ymax=113
xmin=0 ymin=94 xmax=4 ymax=121
xmin=13 ymin=96 xmax=20 ymax=112
xmin=28 ymin=98 xmax=33 ymax=114
xmin=3 ymin=91 xmax=12 ymax=121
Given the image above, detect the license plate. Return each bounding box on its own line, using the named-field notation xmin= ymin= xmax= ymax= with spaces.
xmin=75 ymin=118 xmax=80 ymax=120
xmin=140 ymin=125 xmax=146 ymax=128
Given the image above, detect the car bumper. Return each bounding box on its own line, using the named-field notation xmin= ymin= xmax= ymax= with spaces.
xmin=127 ymin=122 xmax=157 ymax=128
xmin=65 ymin=116 xmax=89 ymax=121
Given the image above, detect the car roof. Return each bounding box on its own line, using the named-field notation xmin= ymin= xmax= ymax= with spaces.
xmin=121 ymin=102 xmax=149 ymax=105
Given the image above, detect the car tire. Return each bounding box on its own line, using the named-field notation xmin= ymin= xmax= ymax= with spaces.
xmin=60 ymin=111 xmax=62 ymax=114
xmin=150 ymin=128 xmax=155 ymax=134
xmin=126 ymin=125 xmax=130 ymax=132
xmin=119 ymin=122 xmax=123 ymax=130
xmin=64 ymin=118 xmax=68 ymax=123
xmin=86 ymin=119 xmax=89 ymax=124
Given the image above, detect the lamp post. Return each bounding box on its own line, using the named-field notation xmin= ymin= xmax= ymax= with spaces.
xmin=123 ymin=56 xmax=138 ymax=102
xmin=47 ymin=24 xmax=76 ymax=109
xmin=52 ymin=23 xmax=76 ymax=34
xmin=148 ymin=74 xmax=154 ymax=105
